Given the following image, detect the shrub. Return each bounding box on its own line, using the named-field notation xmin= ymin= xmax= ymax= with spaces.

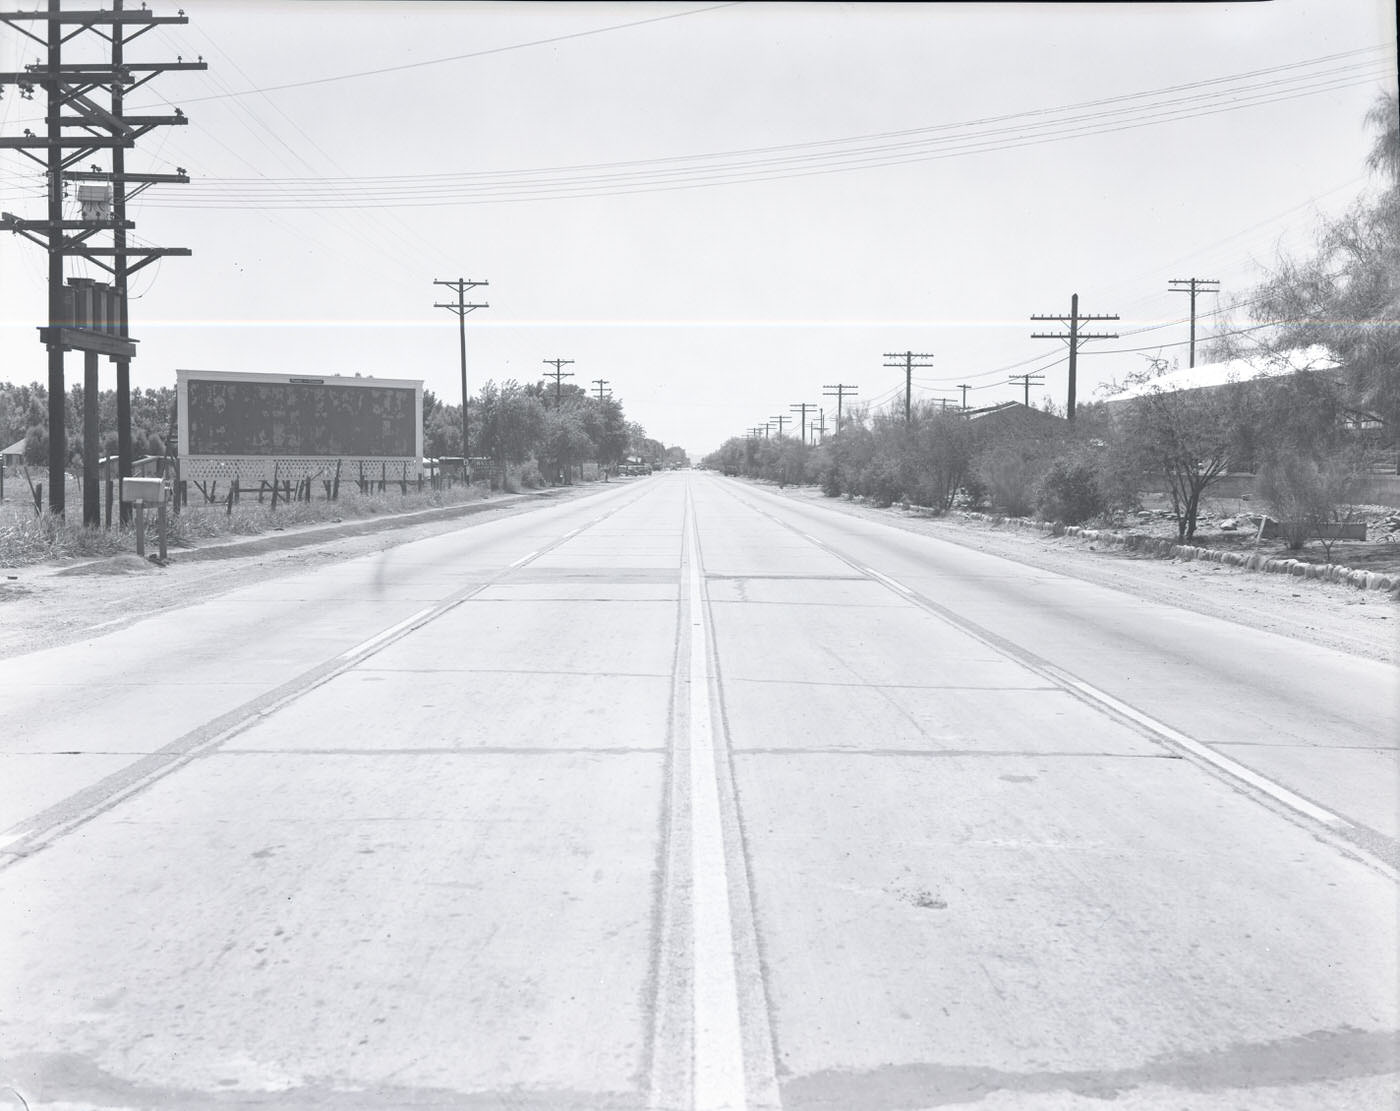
xmin=974 ymin=442 xmax=1040 ymax=517
xmin=1036 ymin=451 xmax=1105 ymax=525
xmin=1256 ymin=448 xmax=1365 ymax=555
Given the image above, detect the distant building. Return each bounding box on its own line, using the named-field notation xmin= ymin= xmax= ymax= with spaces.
xmin=963 ymin=400 xmax=1067 ymax=435
xmin=1096 ymin=346 xmax=1339 ymax=407
xmin=1 ymin=438 xmax=25 ymax=469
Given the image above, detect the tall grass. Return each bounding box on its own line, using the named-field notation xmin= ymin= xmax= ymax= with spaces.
xmin=0 ymin=482 xmax=491 ymax=567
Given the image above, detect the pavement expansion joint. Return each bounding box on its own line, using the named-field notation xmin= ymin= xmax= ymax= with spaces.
xmin=734 ymin=747 xmax=1186 ymax=759
xmin=215 ymin=746 xmax=668 ymax=757
xmin=703 ymin=572 xmax=870 ymax=581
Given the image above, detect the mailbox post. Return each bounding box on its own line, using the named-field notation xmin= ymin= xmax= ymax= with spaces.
xmin=120 ymin=477 xmax=166 ymax=559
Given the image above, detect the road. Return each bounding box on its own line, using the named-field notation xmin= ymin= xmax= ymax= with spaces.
xmin=1 ymin=470 xmax=1396 ymax=1111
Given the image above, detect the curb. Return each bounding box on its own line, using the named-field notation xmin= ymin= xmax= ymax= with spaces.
xmin=952 ymin=509 xmax=1399 ymax=594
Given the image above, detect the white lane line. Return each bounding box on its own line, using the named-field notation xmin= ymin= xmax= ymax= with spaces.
xmin=1055 ymin=674 xmax=1348 ymax=828
xmin=508 ymin=550 xmax=539 ymax=568
xmin=687 ymin=514 xmax=749 ymax=1111
xmin=862 ymin=565 xmax=914 ymax=594
xmin=85 ymin=616 xmax=129 ymax=632
xmin=335 ymin=607 xmax=434 ymax=662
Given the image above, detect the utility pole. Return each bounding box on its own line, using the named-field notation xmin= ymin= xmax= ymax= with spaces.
xmin=1030 ymin=294 xmax=1119 ymax=421
xmin=822 ymin=383 xmax=858 ymax=437
xmin=591 ymin=378 xmax=611 ymax=402
xmin=956 ymin=383 xmax=971 ymax=410
xmin=543 ymin=358 xmax=575 ymax=407
xmin=1168 ymin=277 xmax=1220 ymax=368
xmin=762 ymin=422 xmax=771 ymax=439
xmin=883 ymin=351 xmax=934 ymax=422
xmin=1008 ymin=371 xmax=1046 ymax=407
xmin=433 ymin=278 xmax=488 ymax=477
xmin=770 ymin=414 xmax=790 ymax=438
xmin=790 ymin=401 xmax=816 ymax=444
xmin=2 ymin=0 xmax=200 ymax=521
xmin=814 ymin=409 xmax=827 ymax=444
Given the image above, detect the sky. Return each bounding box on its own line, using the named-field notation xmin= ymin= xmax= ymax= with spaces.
xmin=1 ymin=0 xmax=1396 ymax=462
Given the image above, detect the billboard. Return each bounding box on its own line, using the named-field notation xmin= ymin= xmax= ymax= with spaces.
xmin=177 ymin=369 xmax=423 ymax=480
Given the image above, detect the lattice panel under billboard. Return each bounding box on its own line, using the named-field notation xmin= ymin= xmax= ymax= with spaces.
xmin=180 ymin=456 xmax=420 ymax=485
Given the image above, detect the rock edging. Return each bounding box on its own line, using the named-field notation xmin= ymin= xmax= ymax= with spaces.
xmin=951 ymin=510 xmax=1398 ymax=594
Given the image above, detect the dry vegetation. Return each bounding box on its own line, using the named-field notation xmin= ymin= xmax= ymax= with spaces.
xmin=0 ymin=479 xmax=490 ymax=568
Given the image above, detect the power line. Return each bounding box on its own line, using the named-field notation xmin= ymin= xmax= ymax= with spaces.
xmin=125 ymin=3 xmax=743 ymax=105
xmin=543 ymin=357 xmax=575 ymax=407
xmin=433 ymin=277 xmax=489 ymax=470
xmin=116 ymin=49 xmax=1394 ymax=209
xmin=883 ymin=351 xmax=935 ymax=422
xmin=1168 ymin=277 xmax=1222 ymax=367
xmin=1031 ymin=295 xmax=1120 ymax=421
xmin=822 ymin=383 xmax=858 ymax=437
xmin=1008 ymin=372 xmax=1047 ymax=406
xmin=790 ymin=401 xmax=817 ymax=443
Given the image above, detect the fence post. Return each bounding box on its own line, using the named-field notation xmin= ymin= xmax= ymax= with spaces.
xmin=271 ymin=463 xmax=280 ymax=510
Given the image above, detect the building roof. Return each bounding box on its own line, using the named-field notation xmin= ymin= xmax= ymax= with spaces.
xmin=2 ymin=437 xmax=26 ymax=458
xmin=964 ymin=400 xmax=1065 ymax=424
xmin=1099 ymin=345 xmax=1339 ymax=403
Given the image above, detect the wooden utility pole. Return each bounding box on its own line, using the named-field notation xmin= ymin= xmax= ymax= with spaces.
xmin=956 ymin=383 xmax=971 ymax=410
xmin=543 ymin=358 xmax=575 ymax=407
xmin=883 ymin=351 xmax=934 ymax=422
xmin=822 ymin=383 xmax=858 ymax=437
xmin=1008 ymin=371 xmax=1046 ymax=406
xmin=790 ymin=402 xmax=817 ymax=444
xmin=1031 ymin=294 xmax=1118 ymax=420
xmin=770 ymin=414 xmax=790 ymax=438
xmin=1 ymin=0 xmax=199 ymax=520
xmin=591 ymin=378 xmax=611 ymax=402
xmin=433 ymin=278 xmax=489 ymax=475
xmin=1169 ymin=277 xmax=1220 ymax=368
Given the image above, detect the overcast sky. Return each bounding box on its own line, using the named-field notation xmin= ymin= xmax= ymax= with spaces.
xmin=1 ymin=0 xmax=1396 ymax=460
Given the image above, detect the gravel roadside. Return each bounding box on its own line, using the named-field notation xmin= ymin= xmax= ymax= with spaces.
xmin=0 ymin=482 xmax=614 ymax=660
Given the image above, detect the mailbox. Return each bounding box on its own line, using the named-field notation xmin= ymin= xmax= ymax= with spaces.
xmin=121 ymin=477 xmax=165 ymax=504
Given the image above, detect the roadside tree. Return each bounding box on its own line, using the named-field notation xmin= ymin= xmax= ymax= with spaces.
xmin=1116 ymin=379 xmax=1259 ymax=542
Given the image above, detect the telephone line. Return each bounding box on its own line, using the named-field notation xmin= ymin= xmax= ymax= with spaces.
xmin=1031 ymin=294 xmax=1119 ymax=421
xmin=433 ymin=277 xmax=489 ymax=472
xmin=543 ymin=357 xmax=575 ymax=407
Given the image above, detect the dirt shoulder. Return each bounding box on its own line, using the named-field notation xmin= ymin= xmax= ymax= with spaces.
xmin=0 ymin=483 xmax=613 ymax=661
xmin=755 ymin=483 xmax=1399 ymax=665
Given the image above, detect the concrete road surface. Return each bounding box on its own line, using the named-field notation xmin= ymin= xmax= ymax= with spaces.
xmin=1 ymin=471 xmax=1395 ymax=1110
